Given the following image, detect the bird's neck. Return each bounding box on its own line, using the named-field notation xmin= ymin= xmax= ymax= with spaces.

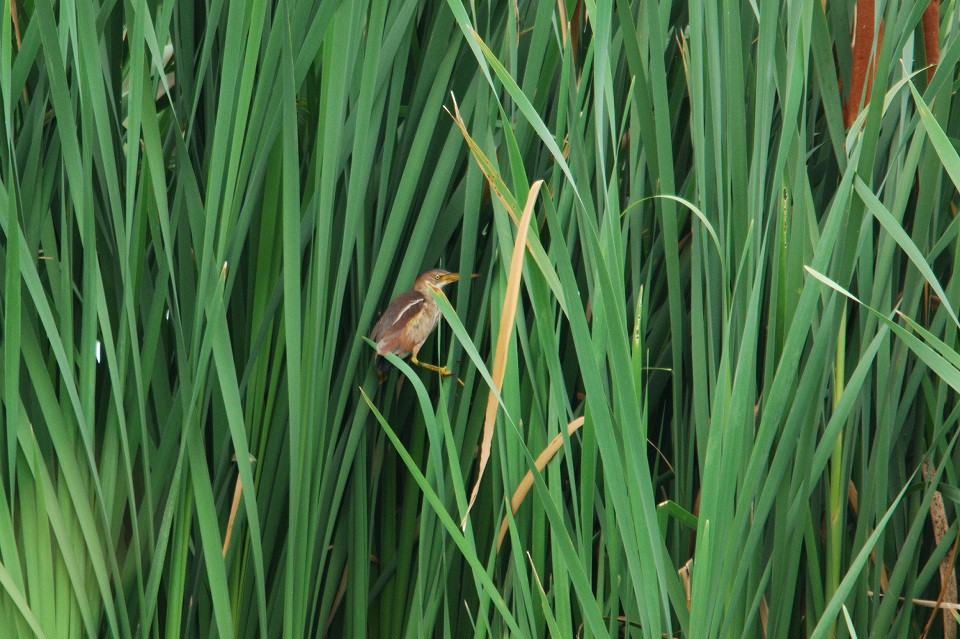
xmin=414 ymin=283 xmax=442 ymax=315
xmin=413 ymin=282 xmax=437 ymax=297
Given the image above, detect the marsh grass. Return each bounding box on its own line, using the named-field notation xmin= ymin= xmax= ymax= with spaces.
xmin=2 ymin=0 xmax=960 ymax=636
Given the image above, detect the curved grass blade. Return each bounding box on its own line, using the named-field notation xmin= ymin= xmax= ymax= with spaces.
xmin=464 ymin=180 xmax=542 ymax=523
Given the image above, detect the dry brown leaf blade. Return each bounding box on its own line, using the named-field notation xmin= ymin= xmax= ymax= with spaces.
xmin=462 ymin=180 xmax=543 ymax=528
xmin=444 ymin=94 xmax=521 ymax=222
xmin=496 ymin=417 xmax=584 ymax=550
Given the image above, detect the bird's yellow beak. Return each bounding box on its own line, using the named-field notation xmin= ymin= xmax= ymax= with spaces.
xmin=440 ymin=273 xmax=461 ymax=283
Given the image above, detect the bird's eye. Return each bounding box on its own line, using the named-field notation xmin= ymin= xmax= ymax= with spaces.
xmin=435 ymin=274 xmax=441 ymax=280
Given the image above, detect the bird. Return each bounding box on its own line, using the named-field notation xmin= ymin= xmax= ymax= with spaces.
xmin=370 ymin=269 xmax=468 ymax=379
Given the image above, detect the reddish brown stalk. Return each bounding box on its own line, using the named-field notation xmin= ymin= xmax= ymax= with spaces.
xmin=920 ymin=463 xmax=957 ymax=639
xmin=922 ymin=1 xmax=939 ymax=82
xmin=845 ymin=0 xmax=883 ymax=129
xmin=919 ymin=2 xmax=940 ymax=325
xmin=10 ymin=0 xmax=22 ymax=49
xmin=557 ymin=0 xmax=568 ymax=48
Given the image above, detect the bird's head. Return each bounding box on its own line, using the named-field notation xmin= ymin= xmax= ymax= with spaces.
xmin=416 ymin=269 xmax=461 ymax=292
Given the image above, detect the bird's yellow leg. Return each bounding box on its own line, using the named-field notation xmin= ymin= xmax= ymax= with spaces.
xmin=410 ymin=354 xmax=452 ymax=377
xmin=410 ymin=352 xmax=465 ymax=385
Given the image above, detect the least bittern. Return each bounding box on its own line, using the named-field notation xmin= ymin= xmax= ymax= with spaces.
xmin=371 ymin=269 xmax=468 ymax=379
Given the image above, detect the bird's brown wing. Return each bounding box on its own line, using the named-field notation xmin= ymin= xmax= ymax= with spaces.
xmin=371 ymin=291 xmax=427 ymax=355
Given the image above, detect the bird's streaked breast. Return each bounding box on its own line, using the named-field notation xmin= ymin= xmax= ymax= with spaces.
xmin=406 ymin=303 xmax=441 ymax=347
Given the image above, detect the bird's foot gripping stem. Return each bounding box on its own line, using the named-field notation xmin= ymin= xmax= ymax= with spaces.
xmin=411 ymin=356 xmax=466 ymax=386
xmin=411 ymin=357 xmax=452 ymax=377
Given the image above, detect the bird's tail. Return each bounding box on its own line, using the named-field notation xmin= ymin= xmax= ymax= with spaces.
xmin=376 ymin=356 xmax=393 ymax=374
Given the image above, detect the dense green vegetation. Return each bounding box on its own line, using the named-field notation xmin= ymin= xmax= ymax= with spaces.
xmin=3 ymin=0 xmax=960 ymax=635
